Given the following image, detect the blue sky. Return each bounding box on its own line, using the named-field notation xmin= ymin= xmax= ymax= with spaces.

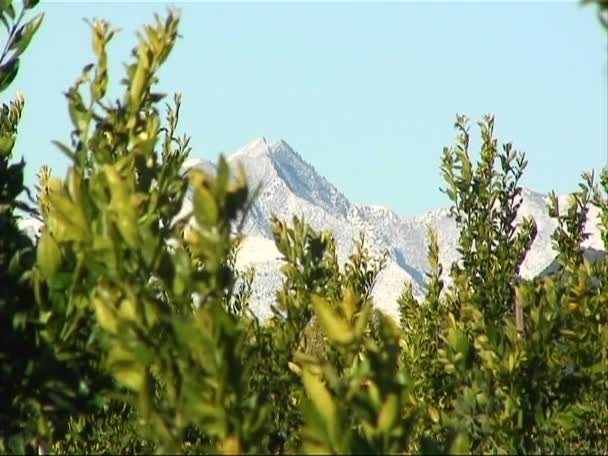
xmin=8 ymin=1 xmax=608 ymax=216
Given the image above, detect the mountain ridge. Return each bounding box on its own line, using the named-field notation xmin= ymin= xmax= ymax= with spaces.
xmin=19 ymin=137 xmax=606 ymax=320
xmin=177 ymin=137 xmax=606 ymax=319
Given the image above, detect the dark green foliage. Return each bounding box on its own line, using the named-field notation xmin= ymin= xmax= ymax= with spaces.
xmin=51 ymin=402 xmax=155 ymax=454
xmin=401 ymin=116 xmax=608 ymax=454
xmin=0 ymin=2 xmax=87 ymax=452
xmin=441 ymin=115 xmax=537 ymax=322
xmin=0 ymin=0 xmax=43 ymax=92
xmin=547 ymin=173 xmax=593 ymax=273
xmin=582 ymin=0 xmax=608 ymax=29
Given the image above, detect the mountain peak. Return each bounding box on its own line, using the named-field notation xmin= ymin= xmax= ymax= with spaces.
xmin=226 ymin=137 xmax=354 ymax=221
xmin=521 ymin=187 xmax=547 ymax=199
xmin=226 ymin=138 xmax=305 ymax=169
xmin=271 ymin=139 xmax=294 ymax=153
xmin=181 ymin=157 xmax=216 ymax=176
xmin=268 ymin=139 xmax=304 ymax=163
xmin=231 ymin=137 xmax=271 ymax=161
xmin=254 ymin=136 xmax=268 ymax=147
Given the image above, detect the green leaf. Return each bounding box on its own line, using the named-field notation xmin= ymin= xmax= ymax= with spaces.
xmin=24 ymin=0 xmax=40 ymax=9
xmin=377 ymin=393 xmax=399 ymax=433
xmin=429 ymin=406 xmax=440 ymax=424
xmin=51 ymin=140 xmax=76 ymax=161
xmin=448 ymin=432 xmax=470 ymax=455
xmin=9 ymin=13 xmax=44 ymax=57
xmin=36 ymin=230 xmax=62 ymax=278
xmin=312 ymin=295 xmax=354 ymax=345
xmin=92 ymin=293 xmax=118 ymax=334
xmin=302 ymin=369 xmax=337 ymax=440
xmin=0 ymin=57 xmax=19 ymax=92
xmin=47 ymin=188 xmax=90 ymax=242
xmin=193 ymin=185 xmax=219 ymax=226
xmin=129 ymin=52 xmax=148 ymax=107
xmin=113 ymin=363 xmax=146 ymax=392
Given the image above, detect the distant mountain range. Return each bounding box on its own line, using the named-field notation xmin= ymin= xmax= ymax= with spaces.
xmin=19 ymin=137 xmax=606 ymax=320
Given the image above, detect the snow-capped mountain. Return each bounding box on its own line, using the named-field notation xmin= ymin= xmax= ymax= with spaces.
xmin=19 ymin=137 xmax=605 ymax=320
xmin=182 ymin=137 xmax=605 ymax=319
xmin=183 ymin=137 xmax=425 ymax=319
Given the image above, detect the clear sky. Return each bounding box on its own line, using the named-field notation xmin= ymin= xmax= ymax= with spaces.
xmin=8 ymin=1 xmax=608 ymax=216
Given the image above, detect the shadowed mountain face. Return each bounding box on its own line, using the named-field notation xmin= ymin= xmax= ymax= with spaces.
xmin=539 ymin=248 xmax=607 ymax=278
xmin=20 ymin=138 xmax=606 ymax=320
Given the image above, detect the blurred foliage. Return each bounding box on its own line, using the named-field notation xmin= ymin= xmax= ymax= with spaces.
xmin=2 ymin=1 xmax=608 ymax=454
xmin=581 ymin=0 xmax=608 ymax=29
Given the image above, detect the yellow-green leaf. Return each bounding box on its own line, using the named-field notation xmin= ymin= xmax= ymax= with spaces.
xmin=118 ymin=294 xmax=140 ymax=324
xmin=37 ymin=230 xmax=62 ymax=278
xmin=449 ymin=432 xmax=470 ymax=455
xmin=47 ymin=189 xmax=89 ymax=242
xmin=377 ymin=393 xmax=399 ymax=433
xmin=302 ymin=369 xmax=337 ymax=434
xmin=92 ymin=294 xmax=118 ymax=334
xmin=312 ymin=295 xmax=354 ymax=345
xmin=429 ymin=406 xmax=440 ymax=424
xmin=129 ymin=51 xmax=148 ymax=107
xmin=288 ymin=361 xmax=302 ymax=375
xmin=66 ymin=168 xmax=83 ymax=206
xmin=342 ymin=286 xmax=359 ymax=323
xmin=193 ymin=185 xmax=219 ymax=226
xmin=10 ymin=13 xmax=44 ymax=57
xmin=114 ymin=364 xmax=145 ymax=392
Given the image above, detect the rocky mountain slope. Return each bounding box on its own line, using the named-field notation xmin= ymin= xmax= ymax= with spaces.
xmin=20 ymin=137 xmax=605 ymax=320
xmin=180 ymin=137 xmax=605 ymax=319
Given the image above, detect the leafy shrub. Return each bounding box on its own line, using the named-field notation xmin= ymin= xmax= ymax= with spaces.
xmin=2 ymin=1 xmax=608 ymax=454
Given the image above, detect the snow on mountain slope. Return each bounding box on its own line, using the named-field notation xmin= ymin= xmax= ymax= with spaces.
xmin=352 ymin=205 xmax=433 ymax=284
xmin=354 ymin=188 xmax=605 ymax=289
xmin=17 ymin=216 xmax=44 ymax=240
xmin=233 ymin=234 xmax=419 ymax=322
xmin=234 ymin=236 xmax=284 ymax=320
